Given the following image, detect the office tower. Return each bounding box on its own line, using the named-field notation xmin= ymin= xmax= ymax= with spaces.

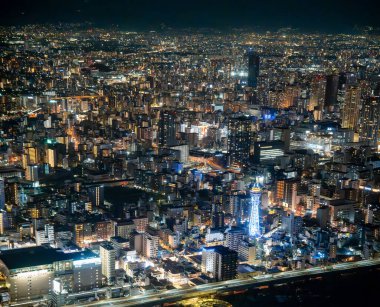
xmin=325 ymin=74 xmax=339 ymax=107
xmin=201 ymin=245 xmax=238 ymax=281
xmin=25 ymin=164 xmax=39 ymax=182
xmin=225 ymin=227 xmax=244 ymax=251
xmin=342 ymin=86 xmax=361 ymax=131
xmin=359 ymin=97 xmax=380 ymax=146
xmin=100 ymin=242 xmax=116 ymax=285
xmin=248 ymin=185 xmax=261 ymax=237
xmin=158 ymin=110 xmax=176 ymax=147
xmin=88 ymin=185 xmax=104 ymax=207
xmin=0 ymin=179 xmax=5 ymax=210
xmin=247 ymin=49 xmax=260 ymax=87
xmin=227 ymin=116 xmax=254 ymax=167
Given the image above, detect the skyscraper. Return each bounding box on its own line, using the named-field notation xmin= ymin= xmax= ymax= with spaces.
xmin=248 ymin=184 xmax=261 ymax=237
xmin=100 ymin=242 xmax=116 ymax=285
xmin=158 ymin=110 xmax=176 ymax=147
xmin=359 ymin=97 xmax=380 ymax=146
xmin=88 ymin=185 xmax=104 ymax=207
xmin=0 ymin=179 xmax=5 ymax=210
xmin=342 ymin=86 xmax=361 ymax=131
xmin=309 ymin=76 xmax=326 ymax=112
xmin=247 ymin=49 xmax=260 ymax=88
xmin=325 ymin=74 xmax=339 ymax=107
xmin=201 ymin=245 xmax=238 ymax=281
xmin=227 ymin=116 xmax=254 ymax=167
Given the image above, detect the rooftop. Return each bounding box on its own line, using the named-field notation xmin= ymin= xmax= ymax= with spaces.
xmin=0 ymin=246 xmax=98 ymax=270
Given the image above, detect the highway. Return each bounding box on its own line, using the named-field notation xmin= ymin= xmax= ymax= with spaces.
xmin=79 ymin=258 xmax=380 ymax=307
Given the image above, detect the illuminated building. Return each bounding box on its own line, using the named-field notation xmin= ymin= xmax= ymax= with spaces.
xmin=0 ymin=180 xmax=4 ymax=210
xmin=253 ymin=141 xmax=284 ymax=164
xmin=100 ymin=242 xmax=116 ymax=285
xmin=88 ymin=185 xmax=104 ymax=207
xmin=248 ymin=185 xmax=261 ymax=237
xmin=309 ymin=76 xmax=326 ymax=112
xmin=74 ymin=222 xmax=93 ymax=247
xmin=359 ymin=96 xmax=380 ymax=146
xmin=225 ymin=227 xmax=244 ymax=251
xmin=45 ymin=148 xmax=57 ymax=168
xmin=5 ymin=180 xmax=18 ymax=206
xmin=143 ymin=232 xmax=159 ymax=259
xmin=342 ymin=86 xmax=361 ymax=131
xmin=227 ymin=116 xmax=254 ymax=167
xmin=201 ymin=245 xmax=238 ymax=281
xmin=25 ymin=164 xmax=39 ymax=182
xmin=158 ymin=110 xmax=176 ymax=147
xmin=0 ymin=246 xmax=101 ymax=302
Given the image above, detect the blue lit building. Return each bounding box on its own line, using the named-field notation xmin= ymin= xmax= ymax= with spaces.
xmin=248 ymin=184 xmax=261 ymax=237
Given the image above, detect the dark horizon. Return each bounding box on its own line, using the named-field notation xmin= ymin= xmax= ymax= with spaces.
xmin=1 ymin=0 xmax=379 ymax=33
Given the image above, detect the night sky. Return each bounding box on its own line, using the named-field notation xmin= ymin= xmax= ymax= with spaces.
xmin=1 ymin=0 xmax=379 ymax=32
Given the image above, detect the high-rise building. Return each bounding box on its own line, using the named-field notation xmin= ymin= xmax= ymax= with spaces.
xmin=248 ymin=184 xmax=261 ymax=237
xmin=25 ymin=164 xmax=39 ymax=182
xmin=143 ymin=232 xmax=159 ymax=259
xmin=227 ymin=116 xmax=254 ymax=167
xmin=0 ymin=179 xmax=5 ymax=210
xmin=46 ymin=148 xmax=57 ymax=168
xmin=281 ymin=212 xmax=303 ymax=236
xmin=325 ymin=74 xmax=339 ymax=107
xmin=100 ymin=242 xmax=116 ymax=285
xmin=88 ymin=185 xmax=104 ymax=207
xmin=5 ymin=180 xmax=18 ymax=206
xmin=158 ymin=110 xmax=176 ymax=147
xmin=247 ymin=49 xmax=260 ymax=87
xmin=224 ymin=227 xmax=244 ymax=251
xmin=309 ymin=76 xmax=326 ymax=112
xmin=317 ymin=206 xmax=330 ymax=229
xmin=359 ymin=96 xmax=380 ymax=146
xmin=35 ymin=224 xmax=55 ymax=245
xmin=342 ymin=86 xmax=361 ymax=131
xmin=276 ymin=179 xmax=299 ymax=210
xmin=238 ymin=240 xmax=256 ymax=264
xmin=201 ymin=245 xmax=238 ymax=281
xmin=211 ymin=203 xmax=224 ymax=228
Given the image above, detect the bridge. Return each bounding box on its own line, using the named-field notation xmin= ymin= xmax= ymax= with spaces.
xmin=78 ymin=258 xmax=380 ymax=307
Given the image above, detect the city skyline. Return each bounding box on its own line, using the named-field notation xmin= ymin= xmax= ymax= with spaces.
xmin=0 ymin=0 xmax=379 ymax=33
xmin=0 ymin=2 xmax=380 ymax=306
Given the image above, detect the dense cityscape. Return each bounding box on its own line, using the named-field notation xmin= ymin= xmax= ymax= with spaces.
xmin=0 ymin=21 xmax=380 ymax=306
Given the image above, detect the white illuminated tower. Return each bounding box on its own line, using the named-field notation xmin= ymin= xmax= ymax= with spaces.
xmin=249 ymin=184 xmax=261 ymax=237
